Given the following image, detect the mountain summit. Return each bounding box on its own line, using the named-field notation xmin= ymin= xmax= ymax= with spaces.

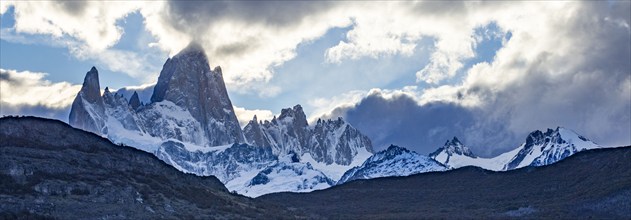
xmin=429 ymin=137 xmax=477 ymax=165
xmin=338 ymin=145 xmax=446 ymax=184
xmin=151 ymin=42 xmax=244 ymax=145
xmin=68 ymin=66 xmax=106 ymax=135
xmin=69 ymin=43 xmax=244 ymax=148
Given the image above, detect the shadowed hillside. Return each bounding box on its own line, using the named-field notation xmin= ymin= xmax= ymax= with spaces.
xmin=260 ymin=145 xmax=631 ymax=219
xmin=0 ymin=116 xmax=299 ymax=219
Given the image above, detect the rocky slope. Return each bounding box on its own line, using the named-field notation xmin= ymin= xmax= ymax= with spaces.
xmin=0 ymin=116 xmax=297 ymax=219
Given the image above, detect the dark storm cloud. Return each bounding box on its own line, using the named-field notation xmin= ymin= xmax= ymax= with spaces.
xmin=164 ymin=1 xmax=336 ymax=33
xmin=333 ymin=92 xmax=518 ymax=156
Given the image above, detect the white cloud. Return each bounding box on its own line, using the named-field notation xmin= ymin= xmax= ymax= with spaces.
xmin=0 ymin=1 xmax=11 ymax=15
xmin=7 ymin=1 xmax=141 ymax=51
xmin=233 ymin=106 xmax=274 ymax=127
xmin=0 ymin=69 xmax=81 ymax=109
xmin=67 ymin=43 xmax=164 ymax=84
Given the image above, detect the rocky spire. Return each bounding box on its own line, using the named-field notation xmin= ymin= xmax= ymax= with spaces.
xmin=69 ymin=67 xmax=106 ymax=135
xmin=128 ymin=91 xmax=141 ymax=110
xmin=150 ymin=42 xmax=244 ymax=146
xmin=80 ymin=67 xmax=102 ymax=103
xmin=278 ymin=104 xmax=310 ymax=147
xmin=243 ymin=115 xmax=272 ymax=148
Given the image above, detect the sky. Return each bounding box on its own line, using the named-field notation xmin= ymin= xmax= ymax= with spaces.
xmin=1 ymin=1 xmax=629 ymax=156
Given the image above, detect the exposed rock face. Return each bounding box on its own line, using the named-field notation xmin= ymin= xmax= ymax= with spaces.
xmin=151 ymin=42 xmax=244 ymax=146
xmin=128 ymin=91 xmax=141 ymax=110
xmin=68 ymin=67 xmax=106 ymax=135
xmin=69 ymin=43 xmax=244 ymax=148
xmin=243 ymin=105 xmax=374 ymax=166
xmin=243 ymin=115 xmax=272 ymax=148
xmin=310 ymin=117 xmax=374 ymax=165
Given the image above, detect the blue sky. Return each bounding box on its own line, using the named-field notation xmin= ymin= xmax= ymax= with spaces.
xmin=1 ymin=1 xmax=629 ymax=155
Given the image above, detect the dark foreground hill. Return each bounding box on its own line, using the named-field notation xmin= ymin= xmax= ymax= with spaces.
xmin=260 ymin=145 xmax=631 ymax=219
xmin=0 ymin=116 xmax=298 ymax=219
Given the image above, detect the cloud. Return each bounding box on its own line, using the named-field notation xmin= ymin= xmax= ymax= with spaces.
xmin=0 ymin=69 xmax=81 ymax=108
xmin=0 ymin=1 xmax=11 ymax=15
xmin=67 ymin=43 xmax=165 ymax=84
xmin=327 ymin=1 xmax=631 ymax=156
xmin=0 ymin=101 xmax=71 ymax=122
xmin=113 ymin=83 xmax=156 ymax=106
xmin=5 ymin=1 xmax=142 ymax=51
xmin=233 ymin=106 xmax=274 ymax=128
xmin=0 ymin=69 xmax=81 ymax=121
xmin=307 ymin=89 xmax=368 ymax=123
xmin=2 ymin=2 xmax=164 ymax=84
xmin=141 ymin=1 xmax=351 ymax=95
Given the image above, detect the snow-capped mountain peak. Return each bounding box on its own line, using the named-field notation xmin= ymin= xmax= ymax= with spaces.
xmin=441 ymin=137 xmax=476 ymax=157
xmin=426 ymin=127 xmax=603 ymax=172
xmin=338 ymin=145 xmax=447 ymax=184
xmin=504 ymin=127 xmax=601 ymax=170
xmin=429 ymin=137 xmax=477 ymax=167
xmin=150 ymin=41 xmax=243 ymax=146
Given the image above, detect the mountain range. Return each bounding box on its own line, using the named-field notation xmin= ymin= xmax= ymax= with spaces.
xmin=66 ymin=42 xmax=611 ymax=197
xmin=68 ymin=43 xmax=373 ymax=196
xmin=3 ymin=116 xmax=628 ymax=218
xmin=429 ymin=127 xmax=602 ymax=171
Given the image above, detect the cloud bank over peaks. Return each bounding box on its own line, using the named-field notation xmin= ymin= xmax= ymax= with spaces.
xmin=324 ymin=2 xmax=630 ymax=156
xmin=0 ymin=69 xmax=81 ymax=121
